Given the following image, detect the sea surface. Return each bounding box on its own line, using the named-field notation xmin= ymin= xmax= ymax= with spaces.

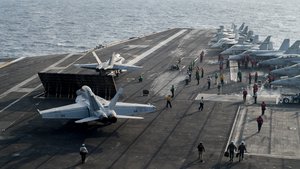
xmin=0 ymin=0 xmax=299 ymax=58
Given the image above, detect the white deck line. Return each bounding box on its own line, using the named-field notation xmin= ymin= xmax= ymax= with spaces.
xmin=0 ymin=52 xmax=91 ymax=114
xmin=127 ymin=29 xmax=187 ymax=65
xmin=0 ymin=57 xmax=25 ymax=69
xmin=0 ymin=53 xmax=74 ymax=99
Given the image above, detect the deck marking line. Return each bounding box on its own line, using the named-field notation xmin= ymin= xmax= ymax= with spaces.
xmin=127 ymin=29 xmax=187 ymax=65
xmin=0 ymin=52 xmax=89 ymax=113
xmin=0 ymin=57 xmax=25 ymax=69
xmin=0 ymin=53 xmax=74 ymax=99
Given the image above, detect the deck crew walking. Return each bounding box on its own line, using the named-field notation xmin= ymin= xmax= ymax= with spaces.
xmin=170 ymin=85 xmax=175 ymax=98
xmin=238 ymin=141 xmax=247 ymax=162
xmin=256 ymin=115 xmax=263 ymax=132
xmin=227 ymin=141 xmax=237 ymax=162
xmin=197 ymin=142 xmax=205 ymax=162
xmin=198 ymin=97 xmax=204 ymax=111
xmin=166 ymin=95 xmax=172 ymax=108
xmin=261 ymin=101 xmax=266 ymax=115
xmin=80 ymin=144 xmax=88 ymax=164
xmin=243 ymin=89 xmax=248 ymax=103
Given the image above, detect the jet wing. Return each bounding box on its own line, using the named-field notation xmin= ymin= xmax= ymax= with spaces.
xmin=75 ymin=116 xmax=100 ymax=123
xmin=255 ymin=52 xmax=281 ymax=57
xmin=116 ymin=115 xmax=144 ymax=119
xmin=38 ymin=103 xmax=89 ymax=119
xmin=74 ymin=63 xmax=98 ymax=70
xmin=114 ymin=102 xmax=156 ymax=116
xmin=112 ymin=64 xmax=142 ymax=71
xmin=291 ymin=60 xmax=300 ymax=64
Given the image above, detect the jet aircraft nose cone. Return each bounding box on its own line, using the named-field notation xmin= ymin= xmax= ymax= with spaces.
xmin=257 ymin=60 xmax=270 ymax=66
xmin=270 ymin=69 xmax=285 ymax=76
xmin=270 ymin=79 xmax=290 ymax=86
xmin=220 ymin=50 xmax=229 ymax=55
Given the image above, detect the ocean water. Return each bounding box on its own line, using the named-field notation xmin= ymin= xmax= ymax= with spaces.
xmin=0 ymin=0 xmax=299 ymax=58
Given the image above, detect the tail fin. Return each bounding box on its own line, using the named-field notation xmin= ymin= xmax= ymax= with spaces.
xmin=246 ymin=30 xmax=253 ymax=41
xmin=259 ymin=36 xmax=272 ymax=50
xmin=240 ymin=26 xmax=248 ymax=36
xmin=231 ymin=23 xmax=237 ymax=33
xmin=238 ymin=23 xmax=245 ymax=32
xmin=92 ymin=51 xmax=102 ymax=64
xmin=108 ymin=88 xmax=123 ymax=110
xmin=237 ymin=37 xmax=244 ymax=44
xmin=234 ymin=31 xmax=239 ymax=40
xmin=252 ymin=35 xmax=259 ymax=44
xmin=108 ymin=52 xmax=116 ymax=66
xmin=279 ymin=39 xmax=290 ymax=51
xmin=285 ymin=40 xmax=300 ymax=54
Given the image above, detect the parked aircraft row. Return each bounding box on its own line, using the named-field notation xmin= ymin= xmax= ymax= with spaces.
xmin=213 ymin=23 xmax=300 ymax=88
xmin=211 ymin=23 xmax=261 ymax=51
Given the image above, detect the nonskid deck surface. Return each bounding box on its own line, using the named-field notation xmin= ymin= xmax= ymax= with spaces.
xmin=0 ymin=28 xmax=299 ymax=169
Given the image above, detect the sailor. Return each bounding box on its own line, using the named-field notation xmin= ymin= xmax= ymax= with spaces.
xmin=165 ymin=95 xmax=172 ymax=108
xmin=256 ymin=115 xmax=264 ymax=132
xmin=170 ymin=85 xmax=175 ymax=98
xmin=196 ymin=70 xmax=200 ymax=85
xmin=217 ymin=83 xmax=221 ymax=95
xmin=227 ymin=141 xmax=237 ymax=162
xmin=197 ymin=142 xmax=205 ymax=162
xmin=237 ymin=70 xmax=242 ymax=82
xmin=207 ymin=76 xmax=211 ymax=90
xmin=200 ymin=51 xmax=204 ymax=62
xmin=238 ymin=141 xmax=247 ymax=162
xmin=185 ymin=74 xmax=189 ymax=85
xmin=253 ymin=92 xmax=257 ymax=104
xmin=138 ymin=75 xmax=143 ymax=82
xmin=80 ymin=144 xmax=88 ymax=164
xmin=198 ymin=97 xmax=204 ymax=111
xmin=220 ymin=73 xmax=224 ymax=86
xmin=261 ymin=101 xmax=266 ymax=115
xmin=243 ymin=88 xmax=248 ymax=103
xmin=214 ymin=72 xmax=218 ymax=85
xmin=254 ymin=72 xmax=258 ymax=83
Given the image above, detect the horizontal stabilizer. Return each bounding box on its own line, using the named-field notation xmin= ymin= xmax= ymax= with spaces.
xmin=116 ymin=115 xmax=144 ymax=119
xmin=112 ymin=64 xmax=143 ymax=71
xmin=74 ymin=63 xmax=98 ymax=70
xmin=75 ymin=117 xmax=100 ymax=123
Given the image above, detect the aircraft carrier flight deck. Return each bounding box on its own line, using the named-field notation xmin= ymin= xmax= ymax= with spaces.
xmin=0 ymin=28 xmax=299 ymax=169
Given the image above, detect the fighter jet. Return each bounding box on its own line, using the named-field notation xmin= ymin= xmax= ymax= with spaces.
xmin=228 ymin=39 xmax=290 ymax=61
xmin=211 ymin=35 xmax=240 ymax=49
xmin=255 ymin=40 xmax=300 ymax=58
xmin=211 ymin=24 xmax=239 ymax=43
xmin=211 ymin=31 xmax=236 ymax=43
xmin=271 ymin=75 xmax=300 ymax=88
xmin=258 ymin=54 xmax=300 ymax=66
xmin=221 ymin=36 xmax=272 ymax=55
xmin=74 ymin=51 xmax=142 ymax=72
xmin=271 ymin=63 xmax=300 ymax=77
xmin=38 ymin=86 xmax=156 ymax=124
